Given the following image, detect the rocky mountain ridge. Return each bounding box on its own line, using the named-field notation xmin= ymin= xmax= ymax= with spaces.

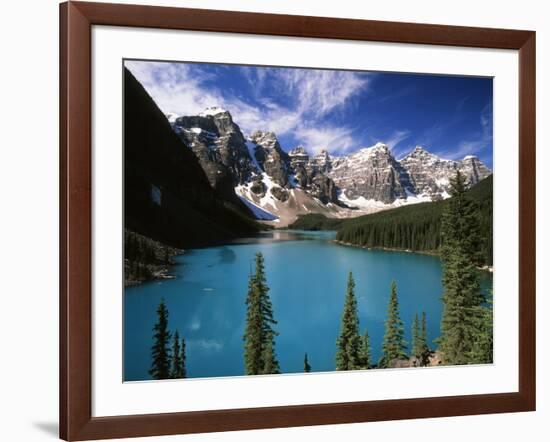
xmin=123 ymin=70 xmax=260 ymax=250
xmin=169 ymin=107 xmax=491 ymax=225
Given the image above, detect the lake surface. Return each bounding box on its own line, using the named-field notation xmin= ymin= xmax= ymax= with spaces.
xmin=124 ymin=230 xmax=491 ymax=380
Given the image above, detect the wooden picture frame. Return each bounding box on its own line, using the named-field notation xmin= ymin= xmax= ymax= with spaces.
xmin=59 ymin=1 xmax=536 ymax=440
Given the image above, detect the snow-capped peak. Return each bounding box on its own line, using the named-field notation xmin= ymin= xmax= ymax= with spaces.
xmin=412 ymin=145 xmax=428 ymax=154
xmin=199 ymin=106 xmax=228 ymax=117
xmin=373 ymin=142 xmax=389 ymax=150
xmin=353 ymin=143 xmax=390 ymax=157
xmin=402 ymin=146 xmax=442 ymax=162
xmin=165 ymin=112 xmax=179 ymax=123
xmin=462 ymin=155 xmax=478 ymax=160
xmin=289 ymin=146 xmax=308 ymax=157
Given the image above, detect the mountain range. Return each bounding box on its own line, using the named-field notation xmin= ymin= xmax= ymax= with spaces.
xmin=169 ymin=106 xmax=491 ymax=226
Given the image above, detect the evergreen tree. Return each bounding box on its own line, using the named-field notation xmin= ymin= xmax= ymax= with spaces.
xmin=336 ymin=272 xmax=362 ymax=370
xmin=380 ymin=281 xmax=407 ymax=367
xmin=149 ymin=299 xmax=171 ymax=380
xmin=261 ymin=332 xmax=280 ymax=374
xmin=243 ymin=252 xmax=279 ymax=375
xmin=438 ymin=171 xmax=486 ymax=365
xmin=412 ymin=313 xmax=422 ymax=358
xmin=360 ymin=329 xmax=372 ymax=369
xmin=304 ymin=353 xmax=311 ymax=373
xmin=243 ymin=270 xmax=263 ymax=375
xmin=170 ymin=330 xmax=184 ymax=379
xmin=421 ymin=311 xmax=428 ymax=353
xmin=334 ymin=176 xmax=493 ymax=267
xmin=469 ymin=291 xmax=493 ymax=364
xmin=416 ymin=312 xmax=432 ymax=366
xmin=180 ymin=337 xmax=187 ymax=378
xmin=412 ymin=312 xmax=431 ymax=366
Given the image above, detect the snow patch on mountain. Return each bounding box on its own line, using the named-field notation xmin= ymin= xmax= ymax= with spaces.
xmin=199 ymin=107 xmax=227 ymax=117
xmin=165 ymin=112 xmax=179 ymax=123
xmin=238 ymin=196 xmax=278 ymax=221
xmin=170 ymin=107 xmax=492 ymax=226
xmin=245 ymin=140 xmax=262 ymax=172
xmin=338 ymin=188 xmax=433 ymax=211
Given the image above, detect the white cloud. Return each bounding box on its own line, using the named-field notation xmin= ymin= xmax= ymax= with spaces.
xmin=385 ymin=130 xmax=411 ymax=149
xmin=439 ymin=102 xmax=493 ymax=160
xmin=298 ymin=125 xmax=357 ymax=155
xmin=275 ymin=68 xmax=369 ymax=117
xmin=125 ymin=60 xmax=224 ymax=116
xmin=125 ymin=60 xmax=370 ymax=152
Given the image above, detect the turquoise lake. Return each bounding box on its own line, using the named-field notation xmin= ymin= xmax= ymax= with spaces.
xmin=124 ymin=230 xmax=491 ymax=381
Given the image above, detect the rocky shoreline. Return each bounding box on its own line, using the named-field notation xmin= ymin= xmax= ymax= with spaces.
xmin=124 ymin=262 xmax=179 ymax=287
xmin=124 ymin=229 xmax=184 ymax=287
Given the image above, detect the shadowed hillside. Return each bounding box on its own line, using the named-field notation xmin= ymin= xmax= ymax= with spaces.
xmin=124 ymin=67 xmax=260 ymax=249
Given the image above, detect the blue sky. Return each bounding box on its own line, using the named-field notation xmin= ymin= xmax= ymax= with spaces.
xmin=125 ymin=59 xmax=493 ymax=168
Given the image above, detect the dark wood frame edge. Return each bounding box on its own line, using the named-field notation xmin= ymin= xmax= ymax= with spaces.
xmin=59 ymin=2 xmax=536 ymax=440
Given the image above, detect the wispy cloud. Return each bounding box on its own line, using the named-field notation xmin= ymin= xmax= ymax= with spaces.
xmin=125 ymin=61 xmax=223 ymax=116
xmin=438 ymin=102 xmax=493 ymax=160
xmin=125 ymin=60 xmax=370 ymax=154
xmin=385 ymin=130 xmax=411 ymax=150
xmin=125 ymin=60 xmax=492 ymax=163
xmin=298 ymin=125 xmax=357 ymax=155
xmin=275 ymin=68 xmax=369 ymax=117
xmin=414 ymin=96 xmax=471 ymax=149
xmin=383 ymin=129 xmax=412 ymax=158
xmin=376 ymin=84 xmax=417 ymax=103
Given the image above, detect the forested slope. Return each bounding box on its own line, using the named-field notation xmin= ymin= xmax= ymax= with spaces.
xmin=288 ymin=213 xmax=346 ymax=231
xmin=334 ymin=176 xmax=492 ymax=265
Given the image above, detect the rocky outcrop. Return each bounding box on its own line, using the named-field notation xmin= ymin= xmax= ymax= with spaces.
xmin=459 ymin=155 xmax=493 ymax=186
xmin=288 ymin=146 xmax=309 ymax=168
xmin=172 ymin=108 xmax=258 ymax=189
xmin=309 ymin=173 xmax=338 ymax=204
xmin=400 ymin=146 xmax=491 ymax=198
xmin=271 ymin=186 xmax=290 ymax=202
xmin=249 ymin=131 xmax=290 ymax=187
xmin=327 ymin=143 xmax=411 ymax=204
xmin=289 ymin=148 xmax=339 ymax=204
xmin=386 ymin=351 xmax=443 ymax=369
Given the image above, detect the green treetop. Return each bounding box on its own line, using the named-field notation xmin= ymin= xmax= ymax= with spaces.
xmin=380 ymin=281 xmax=408 ymax=368
xmin=412 ymin=313 xmax=422 ymax=358
xmin=171 ymin=330 xmax=185 ymax=379
xmin=243 ymin=252 xmax=279 ymax=375
xmin=336 ymin=272 xmax=362 ymax=370
xmin=438 ymin=171 xmax=487 ymax=365
xmin=360 ymin=329 xmax=372 ymax=369
xmin=149 ymin=299 xmax=171 ymax=380
xmin=304 ymin=353 xmax=311 ymax=373
xmin=469 ymin=291 xmax=493 ymax=364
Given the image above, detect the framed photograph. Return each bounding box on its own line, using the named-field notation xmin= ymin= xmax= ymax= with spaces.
xmin=60 ymin=1 xmax=536 ymax=440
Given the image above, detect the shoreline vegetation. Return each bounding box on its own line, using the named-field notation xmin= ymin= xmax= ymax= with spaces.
xmin=125 ymin=175 xmax=493 ymax=286
xmin=333 ymin=240 xmax=494 ymax=273
xmin=124 ymin=229 xmax=182 ymax=286
xmin=123 ymin=67 xmax=493 ymax=285
xmin=289 ymin=174 xmax=493 ymax=268
xmin=143 ymin=171 xmax=493 ymax=379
